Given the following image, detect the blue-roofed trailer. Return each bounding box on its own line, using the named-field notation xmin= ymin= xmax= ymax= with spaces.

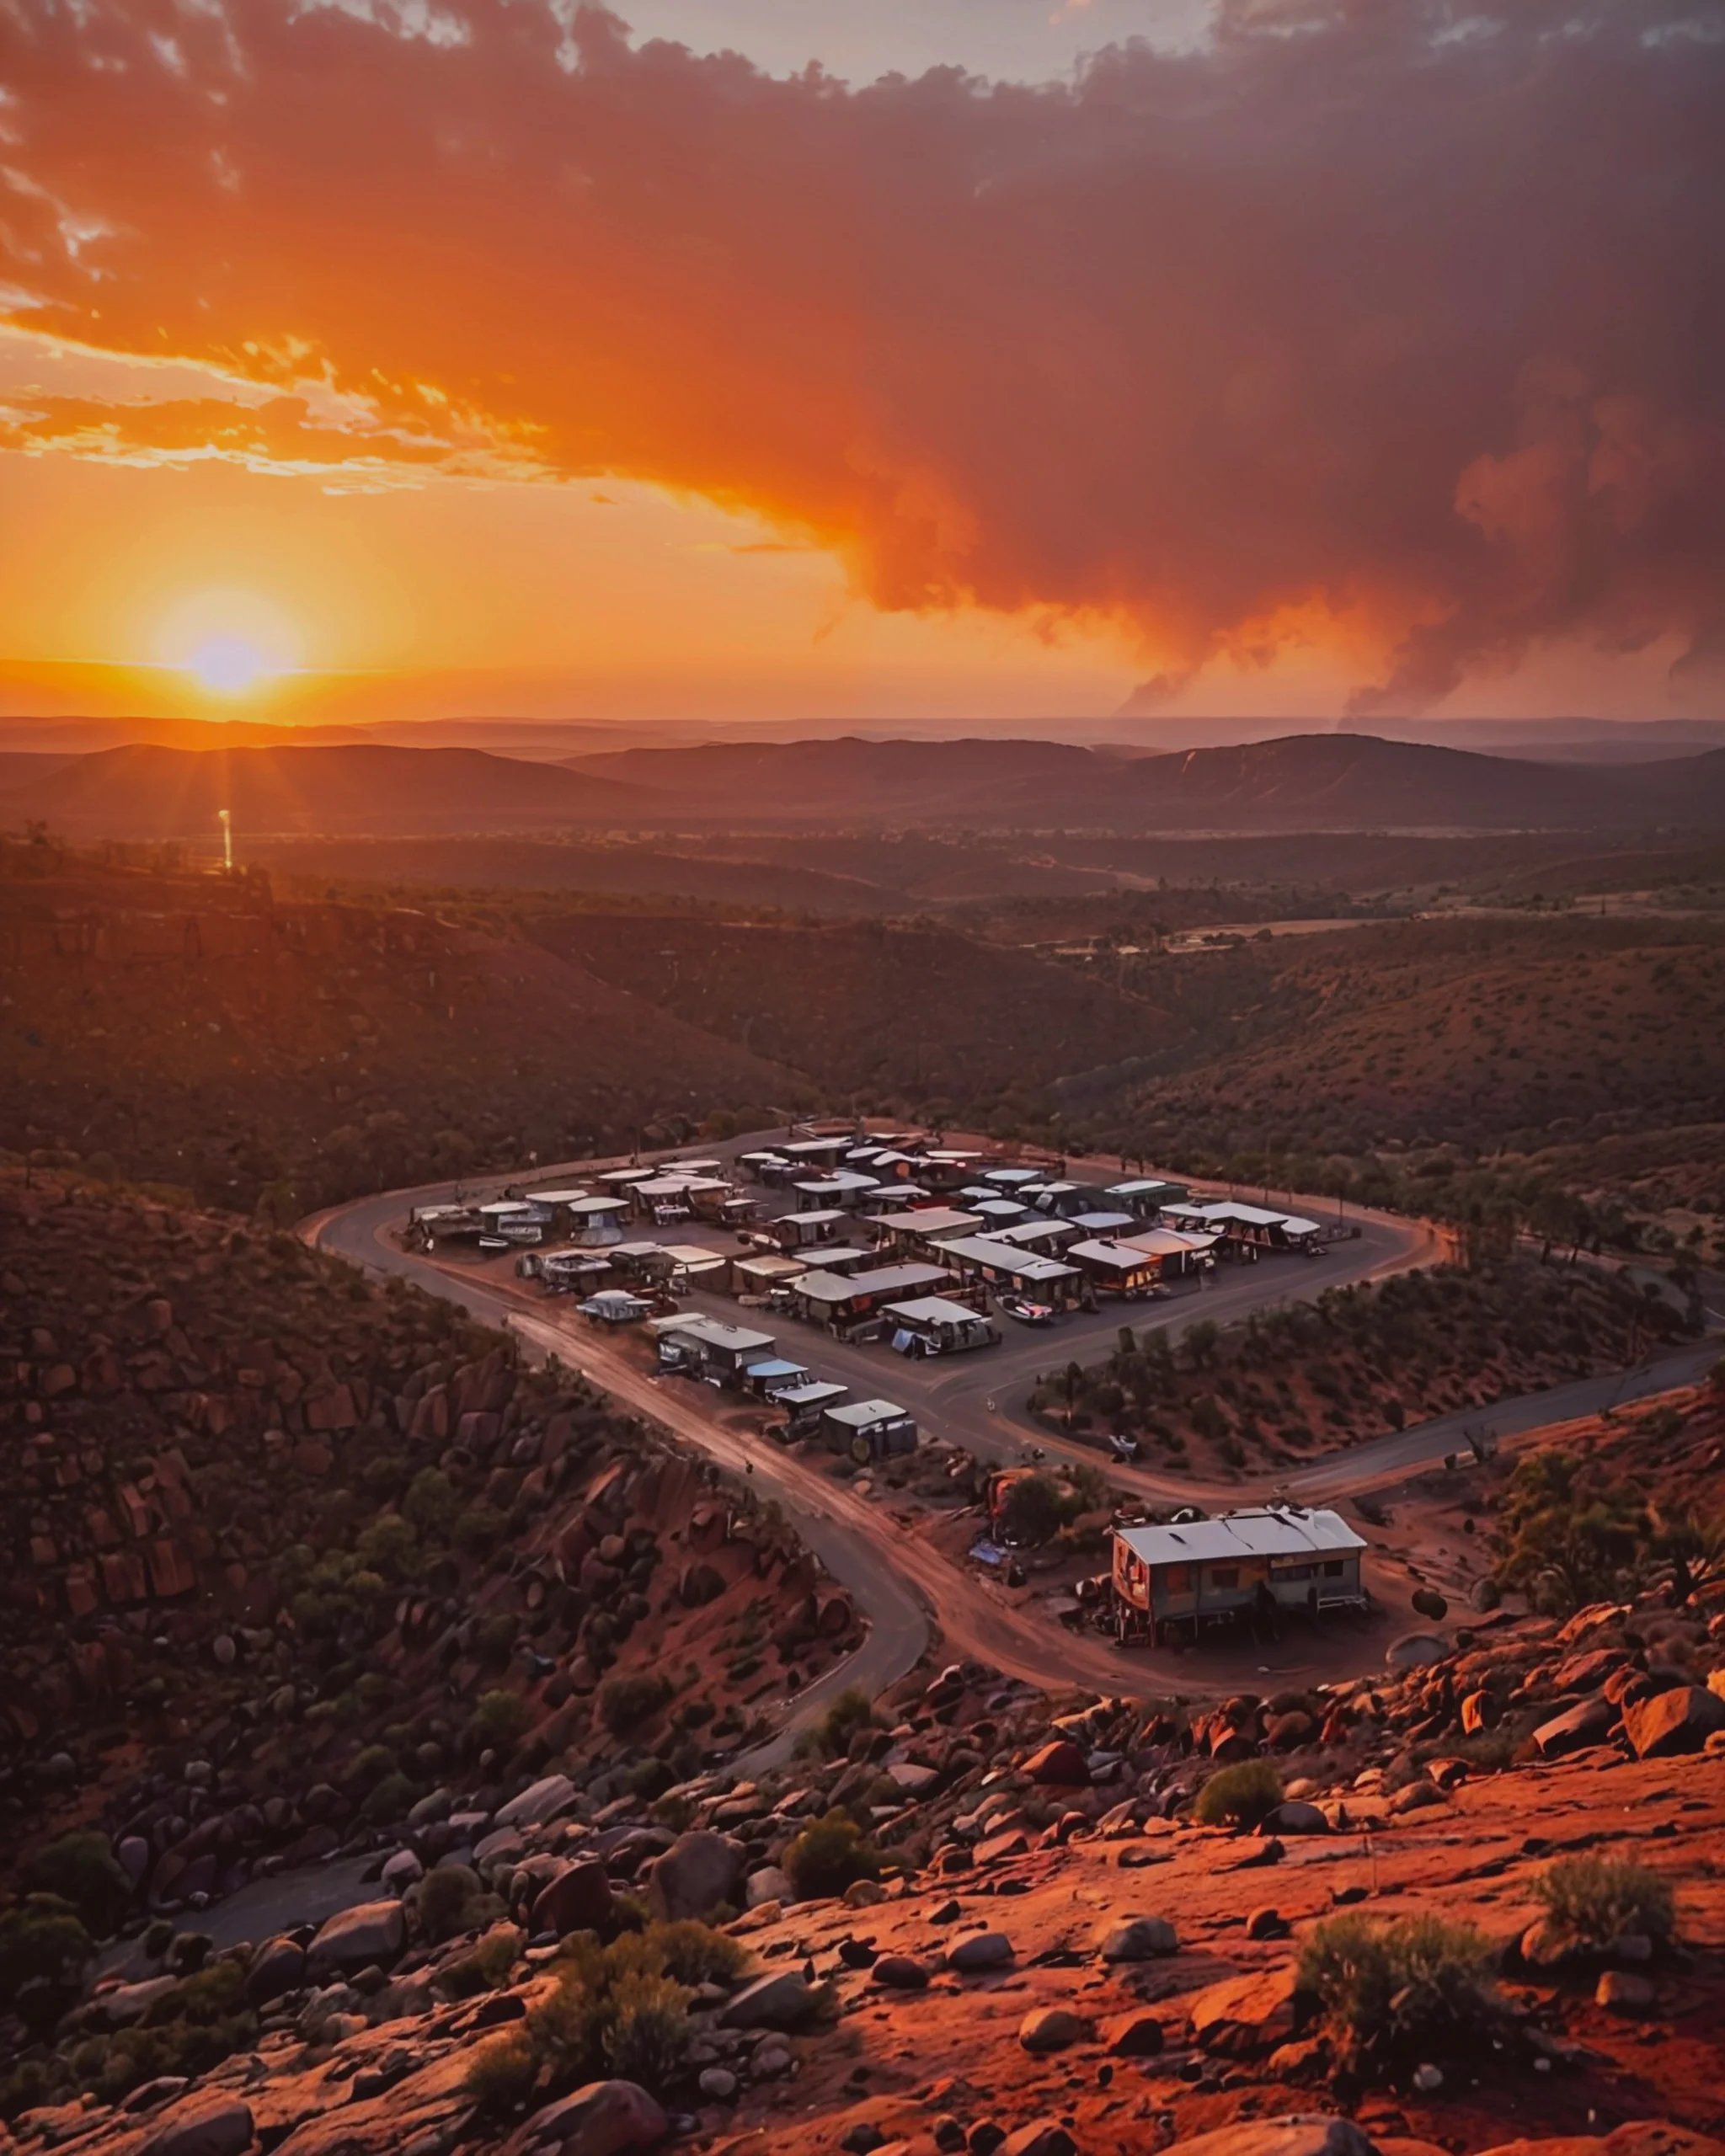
xmin=1109 ymin=1506 xmax=1369 ymax=1645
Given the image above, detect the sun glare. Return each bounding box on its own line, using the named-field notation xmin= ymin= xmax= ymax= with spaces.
xmin=186 ymin=634 xmax=276 ymax=695
xmin=156 ymin=591 xmax=300 ymax=699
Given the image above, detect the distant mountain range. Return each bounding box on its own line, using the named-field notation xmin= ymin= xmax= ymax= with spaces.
xmin=7 ymin=728 xmax=1725 ymax=840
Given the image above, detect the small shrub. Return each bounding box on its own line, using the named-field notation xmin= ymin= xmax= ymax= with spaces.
xmin=348 ymin=1743 xmax=397 ymax=1786
xmin=453 ymin=1504 xmax=506 ymax=1559
xmin=0 ymin=1897 xmax=93 ymax=2017
xmin=23 ymin=1833 xmax=132 ymax=1937
xmin=649 ymin=1919 xmax=748 ymax=1988
xmin=441 ymin=1924 xmax=525 ymax=1997
xmin=599 ymin=1672 xmax=672 ymax=1737
xmin=602 ymin=1970 xmax=692 ymax=2085
xmin=465 ymin=2031 xmax=537 ymax=2111
xmin=809 ymin=1684 xmax=873 ymax=1759
xmin=1193 ymin=1759 xmax=1282 ymax=1830
xmin=1530 ymin=1854 xmax=1674 ymax=1950
xmin=419 ymin=1863 xmax=487 ymax=1944
xmin=1297 ymin=1912 xmax=1498 ymax=2074
xmin=362 ymin=1771 xmax=420 ymax=1822
xmin=782 ymin=1809 xmax=883 ymax=1900
xmin=468 ymin=1689 xmax=531 ymax=1754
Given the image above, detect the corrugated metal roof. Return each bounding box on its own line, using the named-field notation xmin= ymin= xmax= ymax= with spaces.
xmin=1115 ymin=1508 xmax=1366 ymax=1566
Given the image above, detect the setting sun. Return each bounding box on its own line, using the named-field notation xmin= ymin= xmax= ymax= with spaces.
xmin=185 ymin=635 xmax=276 ymax=696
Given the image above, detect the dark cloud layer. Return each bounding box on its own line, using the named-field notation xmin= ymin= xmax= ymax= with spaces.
xmin=3 ymin=0 xmax=1722 ymax=707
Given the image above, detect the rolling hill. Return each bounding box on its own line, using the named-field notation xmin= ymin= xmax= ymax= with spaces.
xmin=566 ymin=732 xmax=1725 ymax=832
xmin=0 ymin=742 xmax=655 ymax=838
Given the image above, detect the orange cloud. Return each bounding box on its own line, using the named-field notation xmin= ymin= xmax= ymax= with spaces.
xmin=3 ymin=0 xmax=1722 ymax=711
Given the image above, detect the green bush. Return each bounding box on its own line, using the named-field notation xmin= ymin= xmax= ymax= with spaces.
xmin=349 ymin=1743 xmax=397 ymax=1786
xmin=649 ymin=1919 xmax=748 ymax=1988
xmin=362 ymin=1771 xmax=420 ymax=1822
xmin=782 ymin=1809 xmax=883 ymax=1901
xmin=403 ymin=1468 xmax=459 ymax=1537
xmin=0 ymin=1896 xmax=93 ymax=2012
xmin=419 ymin=1864 xmax=488 ymax=1944
xmin=441 ymin=1924 xmax=525 ymax=1997
xmin=453 ymin=1505 xmax=507 ymax=1559
xmin=468 ymin=1689 xmax=531 ymax=1753
xmin=809 ymin=1684 xmax=874 ymax=1759
xmin=24 ymin=1834 xmax=132 ymax=1937
xmin=1297 ymin=1913 xmax=1498 ymax=2074
xmin=470 ymin=1926 xmax=718 ymax=2105
xmin=1193 ymin=1759 xmax=1282 ymax=1830
xmin=465 ymin=2030 xmax=537 ymax=2111
xmin=1530 ymin=1854 xmax=1675 ymax=1950
xmin=599 ymin=1672 xmax=672 ymax=1738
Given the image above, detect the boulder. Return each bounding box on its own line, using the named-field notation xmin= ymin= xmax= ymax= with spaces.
xmin=381 ymin=1849 xmax=425 ymax=1894
xmin=745 ymin=1866 xmax=794 ymax=1910
xmin=1386 ymin=1632 xmax=1449 ymax=1671
xmin=1532 ymin=1697 xmax=1617 ymax=1758
xmin=1001 ymin=2129 xmax=1078 ymax=2156
xmin=718 ymin=1970 xmax=814 ymax=2031
xmin=1596 ymin=1970 xmax=1656 ymax=2013
xmin=1388 ymin=1779 xmax=1445 ymax=1816
xmin=1018 ymin=2006 xmax=1086 ymax=2052
xmin=306 ymin=1899 xmax=405 ymax=1980
xmin=871 ymin=1955 xmax=931 ymax=1991
xmin=945 ymin=1931 xmax=1014 ymax=1973
xmin=1188 ymin=1963 xmax=1300 ymax=2057
xmin=531 ymin=1858 xmax=616 ymax=1939
xmin=647 ymin=1831 xmax=745 ymax=1922
xmin=1621 ymin=1686 xmax=1725 ymax=1760
xmin=244 ymin=1936 xmax=305 ymax=2006
xmin=1022 ymin=1740 xmax=1090 ymax=1787
xmin=1262 ymin=1801 xmax=1328 ymax=1837
xmin=1103 ymin=2009 xmax=1166 ymax=2057
xmin=508 ymin=2079 xmax=668 ymax=2155
xmin=137 ymin=2100 xmax=255 ymax=2156
xmin=1166 ymin=2122 xmax=1378 ymax=2156
xmin=496 ymin=1774 xmax=579 ymax=1829
xmin=1097 ymin=1914 xmax=1179 ymax=1961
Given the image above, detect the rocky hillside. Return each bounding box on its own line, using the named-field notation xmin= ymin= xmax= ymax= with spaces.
xmin=0 ymin=843 xmax=795 ymax=1211
xmin=4 ymin=1527 xmax=1722 ymax=2155
xmin=0 ymin=1175 xmax=863 ymax=2075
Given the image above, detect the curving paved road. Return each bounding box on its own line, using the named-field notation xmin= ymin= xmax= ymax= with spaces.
xmin=309 ymin=1136 xmax=1716 ymax=1741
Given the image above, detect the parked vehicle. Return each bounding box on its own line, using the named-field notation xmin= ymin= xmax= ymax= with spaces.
xmin=997 ymin=1294 xmax=1056 ymax=1326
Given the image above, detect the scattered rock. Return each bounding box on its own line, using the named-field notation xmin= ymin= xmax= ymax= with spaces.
xmin=1018 ymin=2006 xmax=1086 ymax=2052
xmin=305 ymin=1899 xmax=405 ymax=1980
xmin=136 ymin=2100 xmax=255 ymax=2156
xmin=495 ymin=1774 xmax=579 ymax=1830
xmin=745 ymin=1865 xmax=794 ymax=1909
xmin=1023 ymin=1739 xmax=1090 ymax=1787
xmin=718 ymin=1970 xmax=814 ymax=2030
xmin=945 ymin=1930 xmax=1014 ymax=1972
xmin=1247 ymin=1906 xmax=1288 ymax=1940
xmin=1621 ymin=1686 xmax=1725 ymax=1760
xmin=648 ymin=1831 xmax=745 ymax=1922
xmin=1163 ymin=2121 xmax=1378 ymax=2156
xmin=1596 ymin=1970 xmax=1657 ymax=2013
xmin=697 ymin=2067 xmax=738 ymax=2102
xmin=1262 ymin=1801 xmax=1328 ymax=1836
xmin=507 ymin=2079 xmax=668 ymax=2154
xmin=871 ymin=1954 xmax=930 ymax=1991
xmin=1533 ymin=1697 xmax=1619 ymax=1758
xmin=531 ymin=1857 xmax=616 ymax=1938
xmin=1097 ymin=1913 xmax=1179 ymax=1961
xmin=1000 ymin=2127 xmax=1077 ymax=2156
xmin=244 ymin=1936 xmax=305 ymax=2006
xmin=1188 ymin=1964 xmax=1300 ymax=2057
xmin=1103 ymin=2009 xmax=1166 ymax=2057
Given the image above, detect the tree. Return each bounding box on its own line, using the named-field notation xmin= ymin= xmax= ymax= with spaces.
xmin=1185 ymin=1318 xmax=1220 ymax=1370
xmin=997 ymin=1472 xmax=1064 ymax=1547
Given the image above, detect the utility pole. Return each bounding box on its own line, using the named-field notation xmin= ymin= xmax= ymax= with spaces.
xmin=218 ymin=808 xmax=232 ymax=874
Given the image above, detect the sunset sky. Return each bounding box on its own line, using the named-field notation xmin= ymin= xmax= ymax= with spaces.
xmin=2 ymin=0 xmax=1721 ymax=729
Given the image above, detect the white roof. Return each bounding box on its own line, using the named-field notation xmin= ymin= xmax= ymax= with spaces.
xmin=478 ymin=1199 xmax=538 ymax=1217
xmin=1070 ymin=1212 xmax=1137 ymax=1233
xmin=596 ymin=1167 xmax=656 ymax=1183
xmin=1122 ymin=1227 xmax=1217 ymax=1257
xmin=660 ymin=1245 xmax=729 ymax=1270
xmin=775 ymin=1380 xmax=848 ymax=1407
xmin=984 ymin=1167 xmax=1043 ymax=1186
xmin=883 ymin=1295 xmax=988 ymax=1326
xmin=1067 ymin=1237 xmax=1161 ymax=1271
xmin=662 ymin=1315 xmax=776 ymax=1353
xmin=1109 ymin=1179 xmax=1184 ymax=1197
xmin=1114 ymin=1507 xmax=1367 ymax=1568
xmin=1170 ymin=1200 xmax=1321 ymax=1233
xmin=795 ymin=1262 xmax=952 ymax=1303
xmin=879 ymin=1207 xmax=983 ymax=1235
xmin=567 ymin=1195 xmax=633 ymax=1214
xmin=793 ymin=1172 xmax=881 ymax=1194
xmin=775 ymin=1208 xmax=849 ymax=1229
xmin=825 ymin=1397 xmax=914 ymax=1428
xmin=932 ymin=1235 xmax=1079 ymax=1283
xmin=524 ymin=1187 xmax=590 ymax=1203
